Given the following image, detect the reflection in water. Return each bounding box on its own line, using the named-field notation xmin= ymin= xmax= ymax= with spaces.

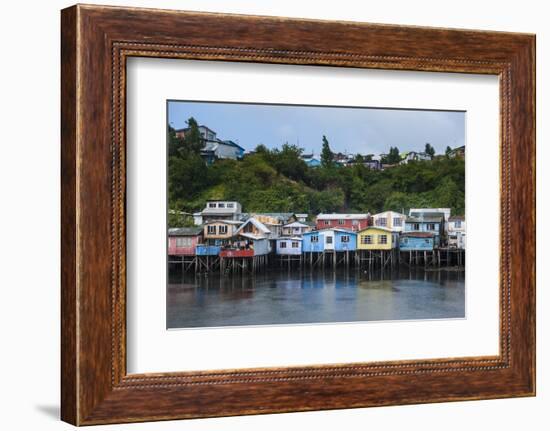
xmin=167 ymin=268 xmax=465 ymax=329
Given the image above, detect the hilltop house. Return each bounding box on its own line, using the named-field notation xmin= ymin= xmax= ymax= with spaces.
xmin=448 ymin=146 xmax=465 ymax=159
xmin=447 ymin=215 xmax=466 ymax=249
xmin=167 ymin=227 xmax=203 ymax=256
xmin=405 ymin=212 xmax=445 ymax=246
xmin=316 ymin=213 xmax=370 ymax=232
xmin=357 ymin=226 xmax=399 ymax=250
xmin=400 ymin=151 xmax=432 ymax=164
xmin=301 ymin=153 xmax=321 ymax=167
xmin=201 ymin=139 xmax=245 ymax=164
xmin=175 ymin=125 xmax=245 ymax=164
xmin=200 ymin=200 xmax=242 ymax=223
xmin=372 ymin=211 xmax=407 ymax=232
xmin=175 ymin=124 xmax=217 ymax=141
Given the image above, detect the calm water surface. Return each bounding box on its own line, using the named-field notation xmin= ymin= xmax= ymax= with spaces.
xmin=167 ymin=268 xmax=465 ymax=329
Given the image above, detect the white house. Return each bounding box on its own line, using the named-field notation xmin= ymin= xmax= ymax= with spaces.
xmin=372 ymin=211 xmax=407 ymax=232
xmin=276 ymin=237 xmax=303 ymax=255
xmin=200 ymin=201 xmax=243 ymax=222
xmin=447 ymin=215 xmax=466 ymax=249
xmin=400 ymin=151 xmax=432 ymax=164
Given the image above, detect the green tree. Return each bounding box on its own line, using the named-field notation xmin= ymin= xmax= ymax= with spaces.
xmin=445 ymin=146 xmax=453 ymax=158
xmin=320 ymin=135 xmax=334 ymax=168
xmin=424 ymin=142 xmax=435 ymax=158
xmin=182 ymin=117 xmax=204 ymax=154
xmin=382 ymin=146 xmax=401 ymax=164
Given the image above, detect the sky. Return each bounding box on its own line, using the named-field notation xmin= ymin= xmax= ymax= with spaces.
xmin=168 ymin=101 xmax=465 ymax=156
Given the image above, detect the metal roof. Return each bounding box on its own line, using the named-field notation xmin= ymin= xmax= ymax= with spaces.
xmin=168 ymin=227 xmax=203 ymax=236
xmin=236 ymin=218 xmax=271 ymax=235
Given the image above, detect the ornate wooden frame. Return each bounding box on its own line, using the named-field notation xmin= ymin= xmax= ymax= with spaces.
xmin=61 ymin=4 xmax=535 ymax=425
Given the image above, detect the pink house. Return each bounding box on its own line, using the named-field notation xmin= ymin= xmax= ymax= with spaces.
xmin=168 ymin=227 xmax=203 ymax=256
xmin=315 ymin=213 xmax=371 ymax=232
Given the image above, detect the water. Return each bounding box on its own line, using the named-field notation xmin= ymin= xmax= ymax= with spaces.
xmin=167 ymin=268 xmax=465 ymax=329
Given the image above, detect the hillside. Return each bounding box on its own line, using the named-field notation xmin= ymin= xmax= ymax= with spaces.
xmin=168 ymin=124 xmax=465 ymax=226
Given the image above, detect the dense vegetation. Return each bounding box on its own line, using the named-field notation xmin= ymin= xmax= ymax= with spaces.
xmin=168 ymin=118 xmax=465 ymax=226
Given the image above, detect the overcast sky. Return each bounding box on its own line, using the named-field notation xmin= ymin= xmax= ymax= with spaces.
xmin=168 ymin=101 xmax=465 ymax=156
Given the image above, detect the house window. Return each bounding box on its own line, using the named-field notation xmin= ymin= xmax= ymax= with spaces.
xmin=326 ymin=236 xmax=333 ymax=244
xmin=361 ymin=235 xmax=373 ymax=244
xmin=378 ymin=235 xmax=388 ymax=244
xmin=427 ymin=223 xmax=435 ymax=230
xmin=338 ymin=219 xmax=345 ymax=225
xmin=393 ymin=217 xmax=402 ymax=227
xmin=219 ymin=225 xmax=228 ymax=234
xmin=377 ymin=218 xmax=387 ymax=227
xmin=413 ymin=223 xmax=420 ymax=230
xmin=175 ymin=237 xmax=191 ymax=247
xmin=227 ymin=203 xmax=234 ymax=208
xmin=208 ymin=203 xmax=216 ymax=208
xmin=352 ymin=220 xmax=359 ymax=226
xmin=292 ymin=241 xmax=299 ymax=248
xmin=324 ymin=220 xmax=330 ymax=226
xmin=455 ymin=221 xmax=462 ymax=228
xmin=341 ymin=235 xmax=350 ymax=243
xmin=280 ymin=242 xmax=287 ymax=248
xmin=311 ymin=235 xmax=319 ymax=243
xmin=218 ymin=203 xmax=225 ymax=208
xmin=402 ymin=238 xmax=409 ymax=244
xmin=207 ymin=225 xmax=216 ymax=234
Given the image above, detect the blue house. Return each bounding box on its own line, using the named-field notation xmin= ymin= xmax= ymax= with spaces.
xmin=195 ymin=245 xmax=221 ymax=256
xmin=399 ymin=232 xmax=435 ymax=251
xmin=302 ymin=229 xmax=357 ymax=252
xmin=404 ymin=212 xmax=444 ymax=246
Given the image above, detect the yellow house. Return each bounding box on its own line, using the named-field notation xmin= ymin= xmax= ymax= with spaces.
xmin=357 ymin=226 xmax=399 ymax=250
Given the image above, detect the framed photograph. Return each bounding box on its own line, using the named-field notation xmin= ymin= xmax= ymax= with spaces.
xmin=61 ymin=4 xmax=535 ymax=425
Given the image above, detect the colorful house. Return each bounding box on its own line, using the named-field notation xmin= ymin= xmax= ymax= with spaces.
xmin=250 ymin=213 xmax=295 ymax=238
xmin=399 ymin=232 xmax=436 ymax=251
xmin=315 ymin=213 xmax=370 ymax=232
xmin=404 ymin=212 xmax=445 ymax=246
xmin=220 ymin=233 xmax=271 ymax=257
xmin=203 ymin=220 xmax=242 ymax=245
xmin=276 ymin=237 xmax=303 ymax=255
xmin=281 ymin=221 xmax=312 ymax=237
xmin=167 ymin=227 xmax=203 ymax=256
xmin=447 ymin=215 xmax=466 ymax=249
xmin=302 ymin=229 xmax=357 ymax=252
xmin=357 ymin=227 xmax=399 ymax=250
xmin=372 ymin=211 xmax=407 ymax=232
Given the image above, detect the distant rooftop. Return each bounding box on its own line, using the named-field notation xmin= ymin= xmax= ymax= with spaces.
xmin=317 ymin=213 xmax=370 ymax=220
